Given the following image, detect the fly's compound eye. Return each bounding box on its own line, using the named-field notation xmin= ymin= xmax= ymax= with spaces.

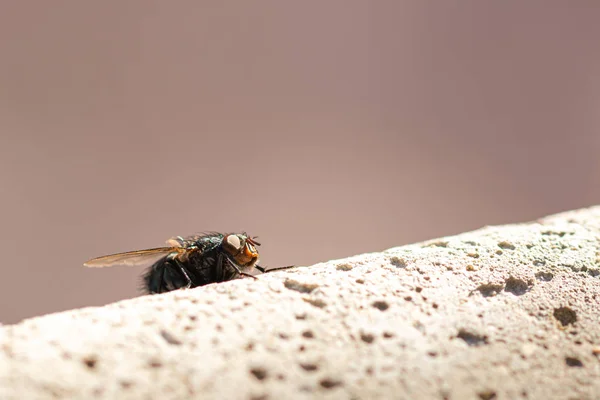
xmin=225 ymin=234 xmax=242 ymax=252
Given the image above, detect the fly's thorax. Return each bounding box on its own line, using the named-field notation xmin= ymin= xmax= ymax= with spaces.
xmin=221 ymin=233 xmax=260 ymax=267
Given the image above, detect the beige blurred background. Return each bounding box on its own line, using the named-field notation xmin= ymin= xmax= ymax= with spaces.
xmin=1 ymin=1 xmax=599 ymax=324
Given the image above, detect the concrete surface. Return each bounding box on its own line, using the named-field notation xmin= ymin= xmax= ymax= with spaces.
xmin=2 ymin=207 xmax=600 ymax=400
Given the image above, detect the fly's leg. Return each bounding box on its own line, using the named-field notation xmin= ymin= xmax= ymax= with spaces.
xmin=226 ymin=255 xmax=258 ymax=280
xmin=239 ymin=269 xmax=259 ymax=280
xmin=255 ymin=265 xmax=296 ymax=273
xmin=168 ymin=254 xmax=192 ymax=289
xmin=219 ymin=253 xmax=257 ymax=280
xmin=215 ymin=252 xmax=225 ymax=281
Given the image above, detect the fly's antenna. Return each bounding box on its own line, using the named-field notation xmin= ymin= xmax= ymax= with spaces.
xmin=247 ymin=236 xmax=261 ymax=246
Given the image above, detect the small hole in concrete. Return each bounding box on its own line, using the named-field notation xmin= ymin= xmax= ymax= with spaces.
xmin=476 ymin=283 xmax=504 ymax=297
xmin=284 ymin=279 xmax=319 ymax=293
xmin=425 ymin=241 xmax=448 ymax=248
xmin=245 ymin=342 xmax=255 ymax=351
xmin=535 ymin=271 xmax=554 ymax=281
xmin=160 ymin=330 xmax=182 ymax=345
xmin=457 ymin=329 xmax=488 ymax=346
xmin=336 ymin=263 xmax=352 ymax=271
xmin=149 ymin=359 xmax=163 ymax=368
xmin=355 ymin=279 xmax=365 ymax=284
xmin=504 ymin=276 xmax=531 ymax=296
xmin=250 ymin=367 xmax=268 ymax=381
xmin=390 ymin=256 xmax=407 ymax=268
xmin=383 ymin=332 xmax=395 ymax=339
xmin=360 ymin=333 xmax=375 ymax=344
xmin=319 ymin=378 xmax=343 ymax=389
xmin=303 ymin=298 xmax=327 ymax=308
xmin=82 ymin=356 xmax=97 ymax=370
xmin=404 ymin=296 xmax=413 ymax=301
xmin=553 ymin=307 xmax=577 ymax=326
xmin=119 ymin=380 xmax=133 ymax=389
xmin=250 ymin=394 xmax=268 ymax=400
xmin=415 ymin=287 xmax=423 ymax=293
xmin=372 ymin=301 xmax=389 ymax=311
xmin=565 ymin=357 xmax=583 ymax=367
xmin=542 ymin=230 xmax=567 ymax=237
xmin=299 ymin=363 xmax=319 ymax=371
xmin=478 ymin=390 xmax=497 ymax=400
xmin=498 ymin=241 xmax=515 ymax=250
xmin=302 ymin=330 xmax=315 ymax=339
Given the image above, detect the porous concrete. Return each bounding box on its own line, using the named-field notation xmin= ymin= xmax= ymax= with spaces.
xmin=2 ymin=207 xmax=600 ymax=400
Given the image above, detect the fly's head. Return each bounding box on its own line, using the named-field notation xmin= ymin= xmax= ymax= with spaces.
xmin=222 ymin=233 xmax=260 ymax=267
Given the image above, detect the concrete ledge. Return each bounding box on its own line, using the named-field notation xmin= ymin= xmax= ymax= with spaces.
xmin=2 ymin=207 xmax=600 ymax=399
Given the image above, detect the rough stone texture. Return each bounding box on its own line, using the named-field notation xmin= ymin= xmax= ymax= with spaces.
xmin=2 ymin=207 xmax=600 ymax=400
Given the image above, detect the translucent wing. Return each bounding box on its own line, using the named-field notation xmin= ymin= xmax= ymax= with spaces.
xmin=166 ymin=236 xmax=186 ymax=247
xmin=83 ymin=247 xmax=182 ymax=268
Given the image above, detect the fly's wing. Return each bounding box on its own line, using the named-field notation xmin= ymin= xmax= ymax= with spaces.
xmin=83 ymin=247 xmax=182 ymax=268
xmin=166 ymin=236 xmax=186 ymax=247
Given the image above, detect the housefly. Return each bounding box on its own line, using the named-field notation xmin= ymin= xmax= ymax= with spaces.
xmin=84 ymin=232 xmax=291 ymax=294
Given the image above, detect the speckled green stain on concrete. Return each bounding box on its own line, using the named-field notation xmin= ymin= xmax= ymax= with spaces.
xmin=2 ymin=207 xmax=600 ymax=399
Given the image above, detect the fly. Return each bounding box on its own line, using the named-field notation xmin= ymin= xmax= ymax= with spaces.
xmin=84 ymin=232 xmax=292 ymax=294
